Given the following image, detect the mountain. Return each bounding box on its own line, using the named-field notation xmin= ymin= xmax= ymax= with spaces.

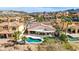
xmin=64 ymin=9 xmax=79 ymax=13
xmin=0 ymin=10 xmax=28 ymax=16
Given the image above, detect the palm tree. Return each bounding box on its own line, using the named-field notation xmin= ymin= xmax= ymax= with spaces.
xmin=65 ymin=16 xmax=72 ymax=34
xmin=24 ymin=17 xmax=30 ymax=34
xmin=61 ymin=16 xmax=72 ymax=34
xmin=35 ymin=15 xmax=45 ymax=22
xmin=25 ymin=20 xmax=29 ymax=34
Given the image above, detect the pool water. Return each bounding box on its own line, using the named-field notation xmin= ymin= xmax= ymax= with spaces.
xmin=67 ymin=35 xmax=79 ymax=41
xmin=25 ymin=37 xmax=42 ymax=43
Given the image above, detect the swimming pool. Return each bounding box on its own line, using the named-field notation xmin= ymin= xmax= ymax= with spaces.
xmin=25 ymin=36 xmax=43 ymax=44
xmin=67 ymin=35 xmax=79 ymax=41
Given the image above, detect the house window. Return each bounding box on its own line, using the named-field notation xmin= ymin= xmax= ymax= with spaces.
xmin=30 ymin=31 xmax=35 ymax=34
xmin=10 ymin=19 xmax=16 ymax=22
xmin=47 ymin=33 xmax=50 ymax=35
xmin=67 ymin=29 xmax=71 ymax=33
xmin=0 ymin=34 xmax=7 ymax=38
xmin=8 ymin=34 xmax=12 ymax=37
xmin=78 ymin=29 xmax=79 ymax=33
xmin=12 ymin=27 xmax=16 ymax=30
xmin=3 ymin=25 xmax=8 ymax=30
xmin=72 ymin=30 xmax=75 ymax=33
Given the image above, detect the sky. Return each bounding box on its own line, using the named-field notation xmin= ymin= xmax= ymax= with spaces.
xmin=0 ymin=7 xmax=78 ymax=13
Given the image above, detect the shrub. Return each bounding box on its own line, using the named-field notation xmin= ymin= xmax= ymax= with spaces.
xmin=22 ymin=36 xmax=27 ymax=41
xmin=43 ymin=37 xmax=56 ymax=45
xmin=62 ymin=42 xmax=73 ymax=50
xmin=13 ymin=31 xmax=21 ymax=41
xmin=59 ymin=33 xmax=68 ymax=42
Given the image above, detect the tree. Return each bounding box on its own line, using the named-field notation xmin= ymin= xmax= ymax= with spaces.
xmin=60 ymin=34 xmax=74 ymax=50
xmin=59 ymin=33 xmax=67 ymax=42
xmin=35 ymin=15 xmax=45 ymax=22
xmin=61 ymin=16 xmax=66 ymax=31
xmin=13 ymin=31 xmax=22 ymax=41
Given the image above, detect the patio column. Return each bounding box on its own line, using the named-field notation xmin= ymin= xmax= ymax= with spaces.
xmin=75 ymin=28 xmax=78 ymax=34
xmin=38 ymin=32 xmax=40 ymax=35
xmin=6 ymin=34 xmax=8 ymax=38
xmin=28 ymin=31 xmax=30 ymax=34
xmin=45 ymin=32 xmax=47 ymax=36
xmin=36 ymin=32 xmax=39 ymax=35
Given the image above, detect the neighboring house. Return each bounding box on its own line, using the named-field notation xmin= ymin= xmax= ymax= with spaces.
xmin=67 ymin=23 xmax=79 ymax=34
xmin=66 ymin=22 xmax=79 ymax=37
xmin=52 ymin=17 xmax=79 ymax=37
xmin=0 ymin=16 xmax=27 ymax=39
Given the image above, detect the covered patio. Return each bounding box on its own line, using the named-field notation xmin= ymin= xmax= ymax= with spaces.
xmin=28 ymin=30 xmax=55 ymax=36
xmin=25 ymin=22 xmax=56 ymax=37
xmin=67 ymin=24 xmax=79 ymax=34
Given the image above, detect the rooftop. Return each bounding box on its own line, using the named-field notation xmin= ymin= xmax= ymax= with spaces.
xmin=0 ymin=21 xmax=23 ymax=27
xmin=28 ymin=22 xmax=56 ymax=33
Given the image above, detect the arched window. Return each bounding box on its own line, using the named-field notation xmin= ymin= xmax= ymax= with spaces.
xmin=68 ymin=27 xmax=75 ymax=33
xmin=67 ymin=28 xmax=71 ymax=33
xmin=72 ymin=30 xmax=75 ymax=33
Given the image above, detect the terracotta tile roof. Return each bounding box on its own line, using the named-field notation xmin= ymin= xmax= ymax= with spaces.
xmin=0 ymin=22 xmax=23 ymax=27
xmin=28 ymin=22 xmax=56 ymax=32
xmin=0 ymin=30 xmax=14 ymax=34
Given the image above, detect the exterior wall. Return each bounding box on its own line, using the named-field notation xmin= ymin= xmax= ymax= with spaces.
xmin=0 ymin=26 xmax=3 ymax=31
xmin=18 ymin=24 xmax=24 ymax=32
